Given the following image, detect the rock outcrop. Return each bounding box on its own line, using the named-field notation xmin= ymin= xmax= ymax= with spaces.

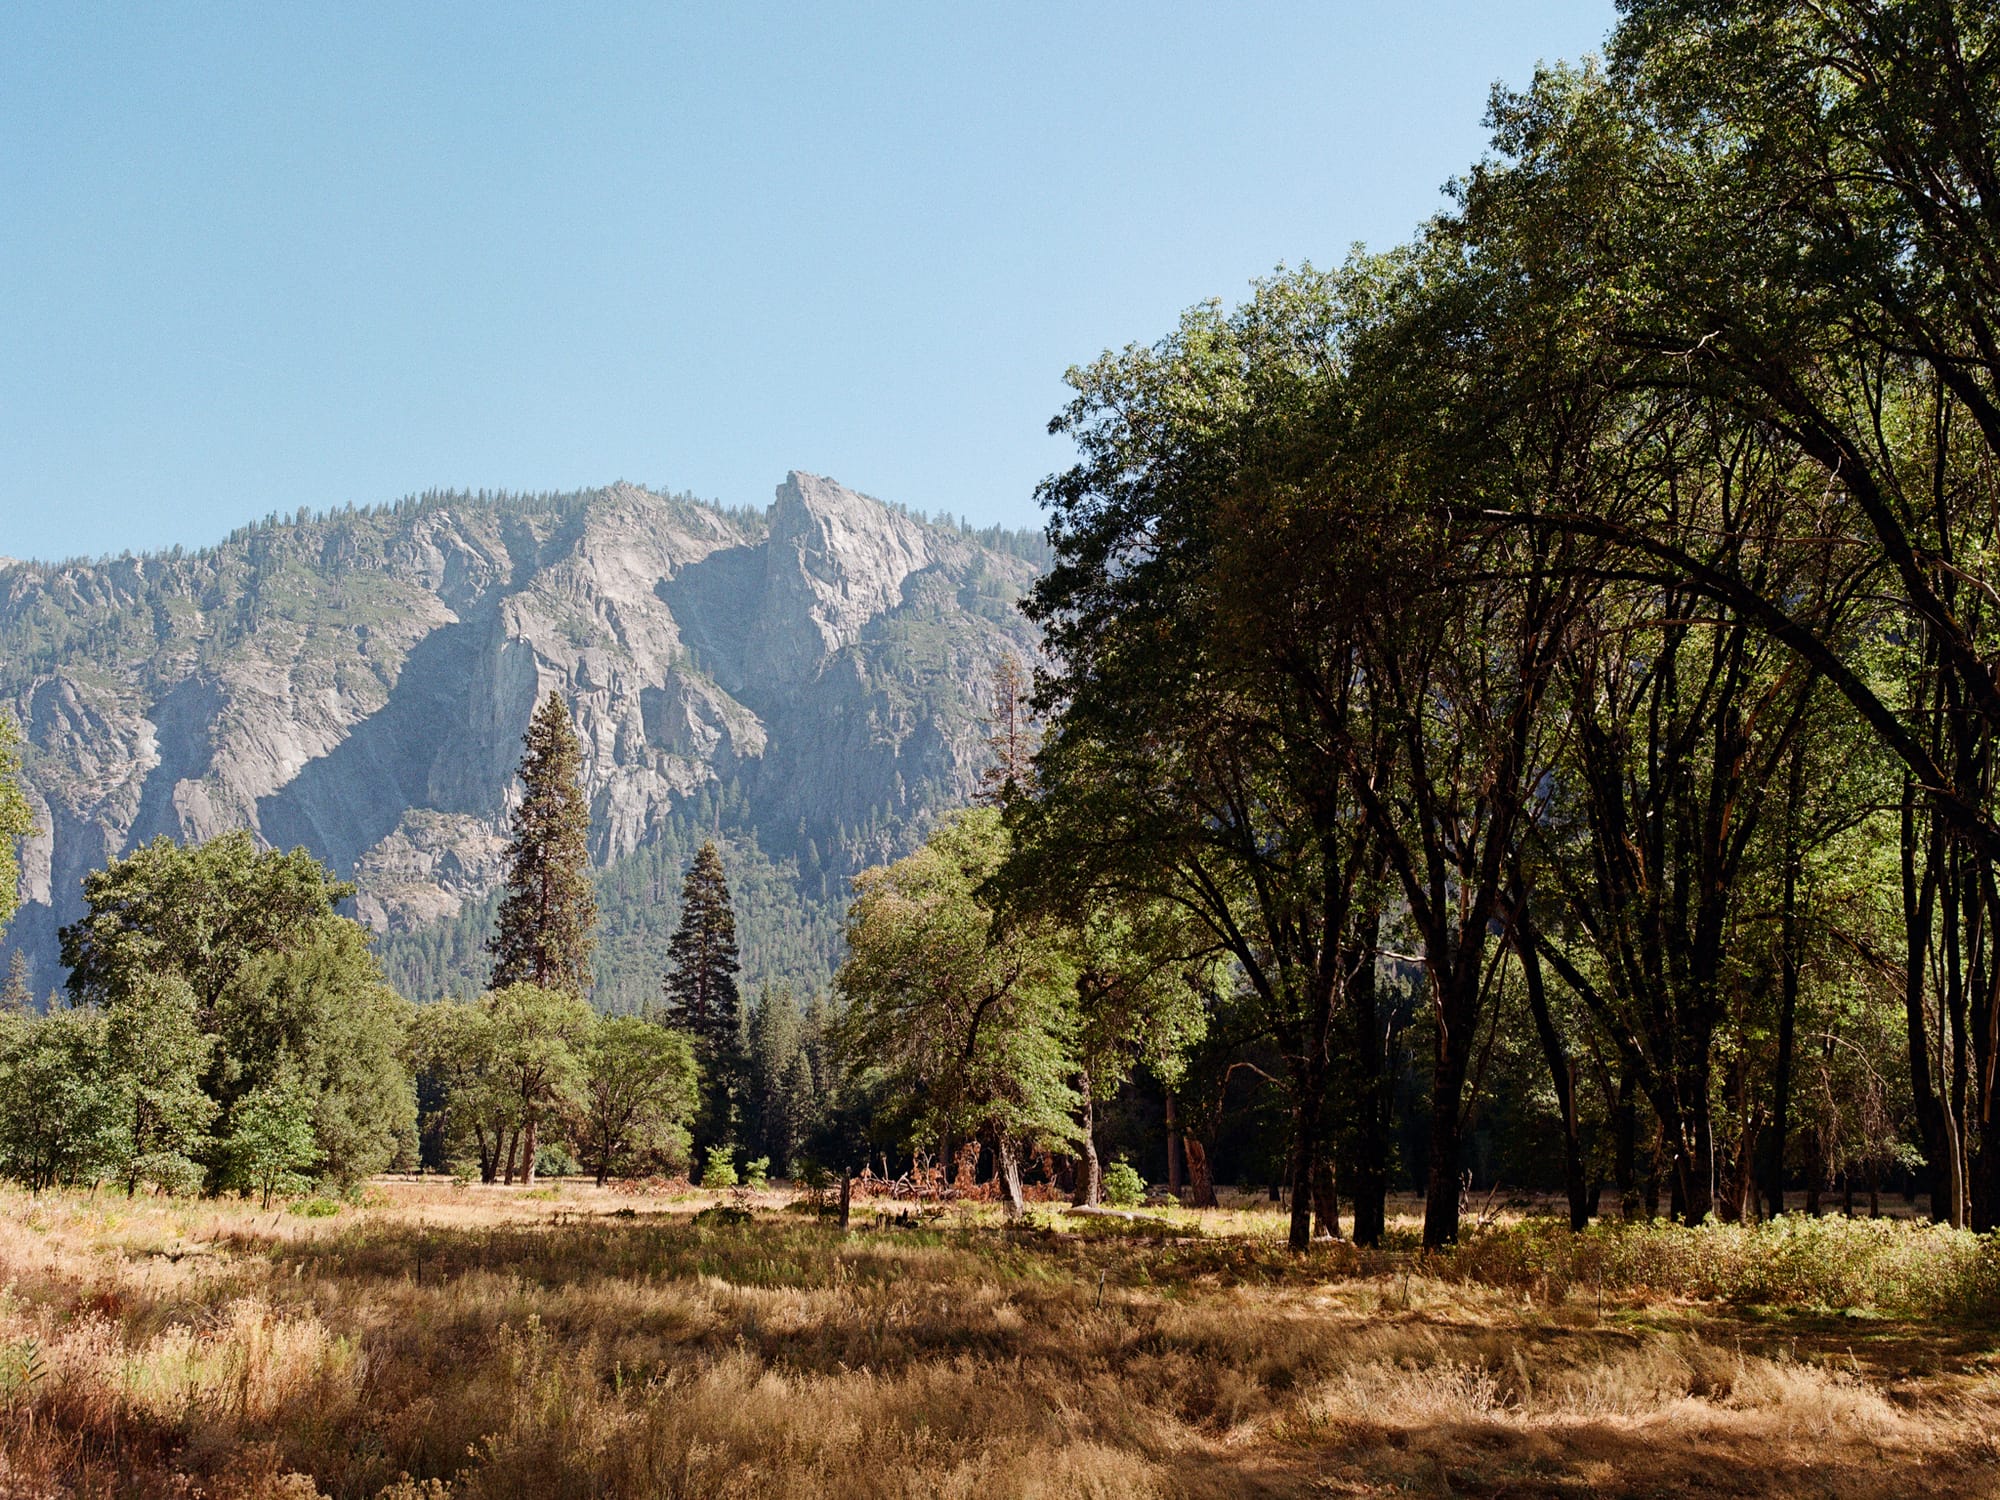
xmin=0 ymin=474 xmax=1039 ymax=994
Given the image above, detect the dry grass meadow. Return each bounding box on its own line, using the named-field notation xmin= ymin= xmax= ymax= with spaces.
xmin=2 ymin=1179 xmax=1999 ymax=1499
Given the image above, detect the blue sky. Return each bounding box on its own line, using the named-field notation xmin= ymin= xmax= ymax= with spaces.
xmin=2 ymin=3 xmax=1615 ymax=561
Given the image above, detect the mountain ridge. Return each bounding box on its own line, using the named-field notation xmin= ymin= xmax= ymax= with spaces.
xmin=0 ymin=473 xmax=1042 ymax=1007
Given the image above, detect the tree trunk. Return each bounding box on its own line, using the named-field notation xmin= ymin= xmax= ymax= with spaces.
xmin=1902 ymin=778 xmax=1952 ymax=1221
xmin=1422 ymin=976 xmax=1478 ymax=1249
xmin=1805 ymin=1120 xmax=1824 ymax=1216
xmin=1642 ymin=1120 xmax=1662 ymax=1221
xmin=1614 ymin=1067 xmax=1640 ymax=1220
xmin=1165 ymin=1089 xmax=1184 ymax=1198
xmin=1516 ymin=905 xmax=1588 ymax=1231
xmin=1311 ymin=1155 xmax=1340 ymax=1240
xmin=1072 ymin=1070 xmax=1101 ymax=1207
xmin=1182 ymin=1136 xmax=1217 ymax=1208
xmin=1347 ymin=906 xmax=1390 ymax=1247
xmin=522 ymin=1117 xmax=539 ymax=1186
xmin=1766 ymin=810 xmax=1803 ymax=1219
xmin=1674 ymin=1062 xmax=1718 ymax=1225
xmin=503 ymin=1128 xmax=520 ymax=1186
xmin=839 ymin=1169 xmax=852 ymax=1230
xmin=995 ymin=1136 xmax=1026 ymax=1219
xmin=1287 ymin=1070 xmax=1322 ymax=1252
xmin=1289 ymin=950 xmax=1344 ymax=1252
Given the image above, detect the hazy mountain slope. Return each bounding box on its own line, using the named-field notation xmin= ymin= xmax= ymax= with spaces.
xmin=0 ymin=473 xmax=1041 ymax=1001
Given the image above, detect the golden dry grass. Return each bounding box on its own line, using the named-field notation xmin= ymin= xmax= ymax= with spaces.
xmin=0 ymin=1181 xmax=1995 ymax=1498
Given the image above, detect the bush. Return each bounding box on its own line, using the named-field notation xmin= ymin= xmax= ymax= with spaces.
xmin=703 ymin=1147 xmax=738 ymax=1189
xmin=744 ymin=1156 xmax=771 ymax=1190
xmin=289 ymin=1196 xmax=342 ymax=1218
xmin=1438 ymin=1213 xmax=2000 ymax=1318
xmin=1102 ymin=1160 xmax=1145 ymax=1208
xmin=534 ymin=1142 xmax=576 ymax=1179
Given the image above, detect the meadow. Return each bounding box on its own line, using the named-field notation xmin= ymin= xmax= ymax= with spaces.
xmin=2 ymin=1181 xmax=1998 ymax=1499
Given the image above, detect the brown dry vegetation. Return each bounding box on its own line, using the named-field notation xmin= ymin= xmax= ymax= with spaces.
xmin=1 ymin=1182 xmax=1998 ymax=1499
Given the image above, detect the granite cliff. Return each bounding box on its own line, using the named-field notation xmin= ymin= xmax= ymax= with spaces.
xmin=0 ymin=473 xmax=1042 ymax=1007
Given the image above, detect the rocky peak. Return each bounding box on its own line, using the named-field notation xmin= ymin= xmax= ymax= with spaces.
xmin=750 ymin=472 xmax=935 ymax=681
xmin=0 ymin=477 xmax=1043 ymax=1003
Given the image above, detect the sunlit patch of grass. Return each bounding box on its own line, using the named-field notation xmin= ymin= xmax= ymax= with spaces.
xmin=0 ymin=1183 xmax=1994 ymax=1497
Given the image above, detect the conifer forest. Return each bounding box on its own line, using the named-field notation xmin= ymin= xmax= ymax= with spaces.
xmin=8 ymin=4 xmax=2000 ymax=1496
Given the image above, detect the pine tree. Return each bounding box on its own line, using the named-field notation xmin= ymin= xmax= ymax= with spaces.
xmin=489 ymin=692 xmax=598 ymax=995
xmin=748 ymin=985 xmax=802 ymax=1168
xmin=1 ymin=951 xmax=31 ymax=1015
xmin=976 ymin=652 xmax=1037 ymax=806
xmin=663 ymin=841 xmax=743 ymax=1154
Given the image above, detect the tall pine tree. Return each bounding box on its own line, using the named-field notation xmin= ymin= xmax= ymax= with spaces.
xmin=663 ymin=840 xmax=743 ymax=1156
xmin=489 ymin=692 xmax=598 ymax=995
xmin=976 ymin=653 xmax=1037 ymax=806
xmin=1 ymin=950 xmax=31 ymax=1015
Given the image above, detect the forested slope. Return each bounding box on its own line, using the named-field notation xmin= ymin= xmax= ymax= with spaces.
xmin=0 ymin=473 xmax=1042 ymax=1002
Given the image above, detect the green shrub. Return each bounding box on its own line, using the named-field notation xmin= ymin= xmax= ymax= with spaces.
xmin=289 ymin=1196 xmax=341 ymax=1218
xmin=744 ymin=1156 xmax=771 ymax=1190
xmin=1438 ymin=1213 xmax=2000 ymax=1318
xmin=703 ymin=1147 xmax=738 ymax=1189
xmin=1102 ymin=1160 xmax=1145 ymax=1208
xmin=534 ymin=1142 xmax=577 ymax=1179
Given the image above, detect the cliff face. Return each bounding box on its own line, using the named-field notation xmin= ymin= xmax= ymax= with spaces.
xmin=0 ymin=474 xmax=1039 ymax=994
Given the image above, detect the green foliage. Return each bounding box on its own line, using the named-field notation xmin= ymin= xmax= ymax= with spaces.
xmin=0 ymin=1006 xmax=125 ymax=1192
xmin=408 ymin=995 xmax=503 ymax=1178
xmin=223 ymin=1073 xmax=318 ymax=1208
xmin=19 ymin=832 xmax=417 ymax=1195
xmin=0 ymin=714 xmax=36 ymax=940
xmin=743 ymin=985 xmax=830 ymax=1176
xmin=489 ymin=692 xmax=597 ymax=995
xmin=0 ymin=952 xmax=30 ymax=1015
xmin=60 ymin=831 xmax=355 ymax=1007
xmin=1441 ymin=1215 xmax=2000 ymax=1322
xmin=743 ymin=1155 xmax=770 ymax=1190
xmin=836 ymin=808 xmax=1079 ymax=1165
xmin=572 ymin=1015 xmax=699 ymax=1184
xmin=377 ymin=816 xmax=846 ymax=1014
xmin=106 ymin=973 xmax=216 ymax=1195
xmin=486 ymin=983 xmax=595 ymax=1184
xmin=664 ymin=841 xmax=745 ymax=1153
xmin=289 ymin=1195 xmax=342 ymax=1218
xmin=702 ymin=1145 xmax=738 ymax=1189
xmin=1101 ymin=1159 xmax=1145 ymax=1208
xmin=214 ymin=921 xmax=416 ymax=1189
xmin=533 ymin=1142 xmax=577 ymax=1179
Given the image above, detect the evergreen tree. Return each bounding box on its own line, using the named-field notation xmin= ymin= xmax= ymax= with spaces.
xmin=776 ymin=1048 xmax=819 ymax=1177
xmin=1 ymin=950 xmax=31 ymax=1014
xmin=0 ymin=714 xmax=37 ymax=940
xmin=489 ymin=692 xmax=598 ymax=995
xmin=976 ymin=652 xmax=1037 ymax=806
xmin=663 ymin=840 xmax=743 ymax=1156
xmin=748 ymin=985 xmax=807 ymax=1171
